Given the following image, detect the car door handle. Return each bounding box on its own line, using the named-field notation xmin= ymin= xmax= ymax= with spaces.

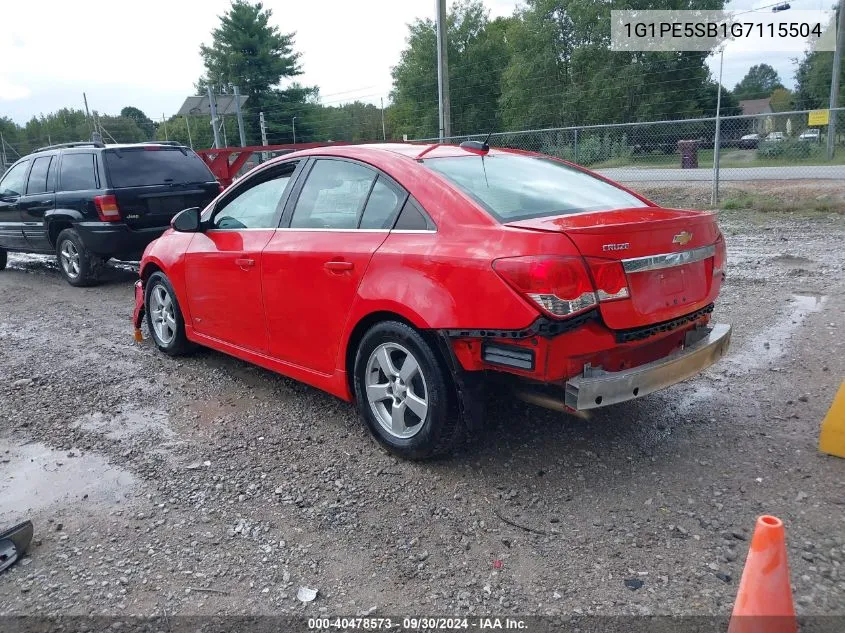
xmin=235 ymin=257 xmax=255 ymax=270
xmin=324 ymin=260 xmax=354 ymax=272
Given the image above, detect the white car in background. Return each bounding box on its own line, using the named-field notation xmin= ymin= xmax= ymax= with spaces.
xmin=765 ymin=132 xmax=785 ymax=142
xmin=799 ymin=128 xmax=821 ymax=142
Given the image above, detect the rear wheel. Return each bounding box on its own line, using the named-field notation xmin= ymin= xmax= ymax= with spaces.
xmin=353 ymin=321 xmax=462 ymax=460
xmin=0 ymin=248 xmax=6 ymax=271
xmin=56 ymin=228 xmax=103 ymax=286
xmin=145 ymin=272 xmax=191 ymax=356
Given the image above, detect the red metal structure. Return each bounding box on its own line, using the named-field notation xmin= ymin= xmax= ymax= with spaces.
xmin=195 ymin=143 xmax=348 ymax=188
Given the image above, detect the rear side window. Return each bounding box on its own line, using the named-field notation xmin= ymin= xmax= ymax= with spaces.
xmin=359 ymin=176 xmax=406 ymax=229
xmin=424 ymin=154 xmax=647 ymax=222
xmin=60 ymin=154 xmax=97 ymax=191
xmin=103 ymin=148 xmax=214 ymax=188
xmin=290 ymin=160 xmax=376 ymax=229
xmin=394 ymin=197 xmax=435 ymax=231
xmin=26 ymin=156 xmax=54 ymax=194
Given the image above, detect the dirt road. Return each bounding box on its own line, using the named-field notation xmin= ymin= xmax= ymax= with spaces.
xmin=1 ymin=209 xmax=844 ymax=619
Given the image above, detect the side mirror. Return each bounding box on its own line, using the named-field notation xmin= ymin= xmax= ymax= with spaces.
xmin=171 ymin=207 xmax=202 ymax=232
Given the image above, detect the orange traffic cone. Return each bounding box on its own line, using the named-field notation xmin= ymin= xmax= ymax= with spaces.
xmin=728 ymin=515 xmax=797 ymax=633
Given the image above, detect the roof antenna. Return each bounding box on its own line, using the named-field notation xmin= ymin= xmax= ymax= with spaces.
xmin=459 ymin=131 xmax=493 ymax=155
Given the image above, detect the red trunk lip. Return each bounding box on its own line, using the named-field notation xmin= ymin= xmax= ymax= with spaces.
xmin=505 ymin=207 xmax=715 ymax=234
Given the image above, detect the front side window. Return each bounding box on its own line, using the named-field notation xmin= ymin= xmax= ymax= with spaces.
xmin=424 ymin=154 xmax=648 ymax=222
xmin=26 ymin=156 xmax=54 ymax=194
xmin=0 ymin=160 xmax=30 ymax=197
xmin=213 ymin=172 xmax=292 ymax=230
xmin=60 ymin=153 xmax=97 ymax=191
xmin=290 ymin=160 xmax=376 ymax=229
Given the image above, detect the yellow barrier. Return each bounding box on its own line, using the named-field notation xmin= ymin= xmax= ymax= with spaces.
xmin=819 ymin=382 xmax=845 ymax=459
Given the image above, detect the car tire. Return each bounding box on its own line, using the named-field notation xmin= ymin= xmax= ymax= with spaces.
xmin=353 ymin=320 xmax=463 ymax=460
xmin=145 ymin=272 xmax=191 ymax=356
xmin=0 ymin=248 xmax=6 ymax=271
xmin=56 ymin=228 xmax=104 ymax=287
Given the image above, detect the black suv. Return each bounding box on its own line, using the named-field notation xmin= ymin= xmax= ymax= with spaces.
xmin=0 ymin=141 xmax=220 ymax=285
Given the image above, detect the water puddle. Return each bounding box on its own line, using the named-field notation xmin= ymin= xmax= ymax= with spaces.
xmin=676 ymin=294 xmax=825 ymax=414
xmin=76 ymin=407 xmax=173 ymax=442
xmin=0 ymin=439 xmax=136 ymax=524
xmin=724 ymin=293 xmax=826 ymax=374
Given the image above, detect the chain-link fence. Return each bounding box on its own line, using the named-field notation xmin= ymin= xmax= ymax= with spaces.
xmin=412 ymin=108 xmax=845 ymax=200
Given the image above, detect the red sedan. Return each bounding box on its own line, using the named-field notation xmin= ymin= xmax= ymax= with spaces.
xmin=133 ymin=142 xmax=730 ymax=459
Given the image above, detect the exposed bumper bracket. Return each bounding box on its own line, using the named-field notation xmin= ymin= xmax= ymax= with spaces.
xmin=564 ymin=323 xmax=732 ymax=410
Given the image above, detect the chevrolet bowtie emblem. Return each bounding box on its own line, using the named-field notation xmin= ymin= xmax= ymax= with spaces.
xmin=672 ymin=231 xmax=693 ymax=246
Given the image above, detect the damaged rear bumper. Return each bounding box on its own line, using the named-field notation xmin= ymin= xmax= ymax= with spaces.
xmin=564 ymin=323 xmax=732 ymax=410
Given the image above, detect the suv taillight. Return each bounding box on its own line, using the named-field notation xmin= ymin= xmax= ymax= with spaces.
xmin=585 ymin=258 xmax=630 ymax=302
xmin=713 ymin=235 xmax=727 ymax=278
xmin=94 ymin=195 xmax=121 ymax=222
xmin=493 ymin=255 xmax=596 ymax=319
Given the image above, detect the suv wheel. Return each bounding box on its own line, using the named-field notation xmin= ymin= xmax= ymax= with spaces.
xmin=145 ymin=272 xmax=190 ymax=356
xmin=0 ymin=248 xmax=6 ymax=271
xmin=56 ymin=228 xmax=103 ymax=286
xmin=353 ymin=321 xmax=463 ymax=460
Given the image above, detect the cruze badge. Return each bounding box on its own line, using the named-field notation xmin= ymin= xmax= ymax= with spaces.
xmin=672 ymin=231 xmax=693 ymax=246
xmin=602 ymin=242 xmax=630 ymax=252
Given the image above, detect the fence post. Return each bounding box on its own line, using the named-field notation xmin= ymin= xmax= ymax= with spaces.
xmin=574 ymin=128 xmax=579 ymax=164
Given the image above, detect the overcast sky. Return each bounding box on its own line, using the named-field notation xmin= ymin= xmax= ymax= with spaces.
xmin=0 ymin=0 xmax=829 ymax=126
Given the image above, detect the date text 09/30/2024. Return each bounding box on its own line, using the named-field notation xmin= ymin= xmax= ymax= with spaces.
xmin=308 ymin=617 xmax=528 ymax=630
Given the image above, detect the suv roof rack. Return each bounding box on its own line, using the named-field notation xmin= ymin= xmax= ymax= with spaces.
xmin=34 ymin=141 xmax=105 ymax=152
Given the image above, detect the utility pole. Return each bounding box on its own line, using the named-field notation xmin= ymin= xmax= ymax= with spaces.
xmin=207 ymin=85 xmax=222 ymax=149
xmin=92 ymin=111 xmax=103 ymax=145
xmin=827 ymin=0 xmax=844 ymax=159
xmin=381 ymin=97 xmax=386 ymax=140
xmin=711 ymin=47 xmax=724 ymax=206
xmin=0 ymin=134 xmax=7 ymax=170
xmin=233 ymin=86 xmax=247 ymax=147
xmin=292 ymin=116 xmax=297 ymax=144
xmin=222 ymin=115 xmax=228 ymax=147
xmin=83 ymin=92 xmax=92 ymax=134
xmin=184 ymin=116 xmax=193 ymax=149
xmin=162 ymin=114 xmax=169 ymax=141
xmin=435 ymin=0 xmax=451 ymax=141
xmin=259 ymin=111 xmax=269 ymax=162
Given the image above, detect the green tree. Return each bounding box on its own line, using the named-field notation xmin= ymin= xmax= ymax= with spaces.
xmin=769 ymin=87 xmax=793 ymax=113
xmin=390 ymin=0 xmax=514 ymax=139
xmin=733 ymin=64 xmax=784 ymax=101
xmin=498 ymin=0 xmax=724 ymax=130
xmin=794 ymin=51 xmax=843 ymax=110
xmin=198 ymin=0 xmax=306 ymax=144
xmin=120 ymin=107 xmax=157 ymax=139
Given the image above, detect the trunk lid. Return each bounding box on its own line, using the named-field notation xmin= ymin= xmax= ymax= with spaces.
xmin=103 ymin=146 xmax=220 ymax=229
xmin=112 ymin=183 xmax=220 ymax=229
xmin=506 ymin=208 xmax=722 ymax=329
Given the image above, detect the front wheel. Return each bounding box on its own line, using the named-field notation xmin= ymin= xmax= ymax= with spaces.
xmin=145 ymin=272 xmax=191 ymax=356
xmin=353 ymin=321 xmax=462 ymax=460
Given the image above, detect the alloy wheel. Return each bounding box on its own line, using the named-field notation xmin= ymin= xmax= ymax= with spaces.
xmin=59 ymin=240 xmax=80 ymax=279
xmin=149 ymin=284 xmax=177 ymax=346
xmin=365 ymin=342 xmax=429 ymax=439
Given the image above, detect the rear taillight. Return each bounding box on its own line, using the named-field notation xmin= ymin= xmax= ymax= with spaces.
xmin=94 ymin=195 xmax=121 ymax=222
xmin=585 ymin=258 xmax=630 ymax=302
xmin=713 ymin=235 xmax=727 ymax=278
xmin=493 ymin=256 xmax=596 ymax=319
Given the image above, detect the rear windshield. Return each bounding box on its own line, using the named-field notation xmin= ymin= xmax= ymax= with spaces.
xmin=103 ymin=148 xmax=215 ymax=188
xmin=424 ymin=154 xmax=647 ymax=222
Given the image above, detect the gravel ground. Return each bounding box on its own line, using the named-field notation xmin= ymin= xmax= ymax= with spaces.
xmin=1 ymin=208 xmax=844 ymax=619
